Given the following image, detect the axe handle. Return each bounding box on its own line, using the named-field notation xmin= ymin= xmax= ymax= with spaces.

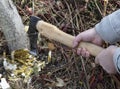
xmin=36 ymin=20 xmax=120 ymax=86
xmin=36 ymin=21 xmax=104 ymax=56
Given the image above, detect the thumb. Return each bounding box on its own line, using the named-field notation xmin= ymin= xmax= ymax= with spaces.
xmin=73 ymin=40 xmax=79 ymax=48
xmin=73 ymin=35 xmax=82 ymax=48
xmin=95 ymin=50 xmax=103 ymax=64
xmin=95 ymin=56 xmax=99 ymax=64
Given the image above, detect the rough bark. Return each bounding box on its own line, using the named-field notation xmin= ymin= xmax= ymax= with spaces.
xmin=0 ymin=0 xmax=29 ymax=51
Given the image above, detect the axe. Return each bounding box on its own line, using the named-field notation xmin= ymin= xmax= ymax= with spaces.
xmin=28 ymin=16 xmax=120 ymax=85
xmin=28 ymin=16 xmax=103 ymax=56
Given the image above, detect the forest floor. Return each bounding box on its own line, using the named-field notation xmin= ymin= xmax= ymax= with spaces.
xmin=0 ymin=0 xmax=120 ymax=89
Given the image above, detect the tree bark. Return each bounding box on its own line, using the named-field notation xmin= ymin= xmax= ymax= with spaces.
xmin=0 ymin=0 xmax=29 ymax=51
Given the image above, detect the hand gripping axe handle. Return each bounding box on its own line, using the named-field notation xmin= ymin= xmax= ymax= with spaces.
xmin=28 ymin=16 xmax=120 ymax=85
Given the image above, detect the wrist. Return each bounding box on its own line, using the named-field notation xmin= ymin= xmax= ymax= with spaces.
xmin=92 ymin=27 xmax=104 ymax=45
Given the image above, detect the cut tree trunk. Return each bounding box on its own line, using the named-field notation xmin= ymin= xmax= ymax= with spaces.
xmin=0 ymin=0 xmax=29 ymax=52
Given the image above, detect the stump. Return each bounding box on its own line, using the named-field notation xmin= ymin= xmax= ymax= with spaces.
xmin=0 ymin=0 xmax=29 ymax=52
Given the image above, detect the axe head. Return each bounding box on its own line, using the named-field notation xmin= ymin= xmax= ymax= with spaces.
xmin=27 ymin=16 xmax=41 ymax=56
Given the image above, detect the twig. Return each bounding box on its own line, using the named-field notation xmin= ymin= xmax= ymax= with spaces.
xmin=94 ymin=0 xmax=103 ymax=17
xmin=103 ymin=0 xmax=108 ymax=17
xmin=32 ymin=0 xmax=35 ymax=15
xmin=81 ymin=56 xmax=90 ymax=89
xmin=64 ymin=0 xmax=76 ymax=36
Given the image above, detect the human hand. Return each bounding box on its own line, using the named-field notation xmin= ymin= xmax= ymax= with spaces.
xmin=73 ymin=28 xmax=103 ymax=57
xmin=95 ymin=46 xmax=117 ymax=74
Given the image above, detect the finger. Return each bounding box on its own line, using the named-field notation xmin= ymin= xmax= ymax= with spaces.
xmin=77 ymin=48 xmax=82 ymax=55
xmin=72 ymin=49 xmax=76 ymax=53
xmin=95 ymin=49 xmax=105 ymax=64
xmin=81 ymin=48 xmax=87 ymax=57
xmin=95 ymin=51 xmax=103 ymax=64
xmin=85 ymin=51 xmax=90 ymax=58
xmin=73 ymin=34 xmax=82 ymax=48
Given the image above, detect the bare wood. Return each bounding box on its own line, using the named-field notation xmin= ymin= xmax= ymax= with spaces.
xmin=0 ymin=0 xmax=29 ymax=51
xmin=36 ymin=21 xmax=103 ymax=57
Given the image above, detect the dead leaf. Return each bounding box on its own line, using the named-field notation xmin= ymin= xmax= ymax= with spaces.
xmin=91 ymin=62 xmax=96 ymax=68
xmin=104 ymin=0 xmax=108 ymax=3
xmin=3 ymin=58 xmax=17 ymax=71
xmin=0 ymin=78 xmax=11 ymax=89
xmin=48 ymin=43 xmax=55 ymax=51
xmin=24 ymin=26 xmax=29 ymax=32
xmin=55 ymin=78 xmax=65 ymax=87
xmin=47 ymin=51 xmax=52 ymax=64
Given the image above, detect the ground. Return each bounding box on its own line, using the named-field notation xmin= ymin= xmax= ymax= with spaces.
xmin=0 ymin=0 xmax=120 ymax=89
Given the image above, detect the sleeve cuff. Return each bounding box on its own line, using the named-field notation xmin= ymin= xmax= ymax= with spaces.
xmin=113 ymin=48 xmax=120 ymax=74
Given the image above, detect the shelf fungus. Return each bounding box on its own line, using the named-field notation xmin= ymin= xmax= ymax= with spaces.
xmin=3 ymin=49 xmax=46 ymax=83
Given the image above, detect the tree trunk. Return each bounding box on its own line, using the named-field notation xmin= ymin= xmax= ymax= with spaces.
xmin=0 ymin=0 xmax=29 ymax=52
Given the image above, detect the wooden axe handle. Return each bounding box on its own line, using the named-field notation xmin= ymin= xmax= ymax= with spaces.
xmin=36 ymin=20 xmax=120 ymax=86
xmin=36 ymin=21 xmax=103 ymax=56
